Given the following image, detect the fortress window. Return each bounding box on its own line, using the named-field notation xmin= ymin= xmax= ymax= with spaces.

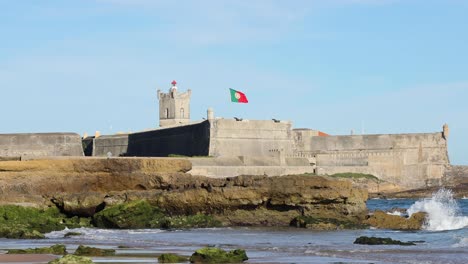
xmin=165 ymin=108 xmax=169 ymax=118
xmin=180 ymin=108 xmax=185 ymax=118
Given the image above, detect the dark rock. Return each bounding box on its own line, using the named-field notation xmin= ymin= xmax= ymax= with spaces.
xmin=74 ymin=245 xmax=115 ymax=256
xmin=64 ymin=232 xmax=82 ymax=238
xmin=354 ymin=236 xmax=416 ymax=246
xmin=290 ymin=216 xmax=369 ymax=230
xmin=189 ymin=247 xmax=248 ymax=263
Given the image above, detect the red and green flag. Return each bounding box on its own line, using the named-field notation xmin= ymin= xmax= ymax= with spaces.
xmin=229 ymin=88 xmax=248 ymax=103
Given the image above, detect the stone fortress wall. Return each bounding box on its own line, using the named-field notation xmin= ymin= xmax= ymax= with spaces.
xmin=293 ymin=129 xmax=450 ymax=189
xmin=0 ymin=133 xmax=83 ymax=158
xmin=0 ymin=81 xmax=456 ymax=191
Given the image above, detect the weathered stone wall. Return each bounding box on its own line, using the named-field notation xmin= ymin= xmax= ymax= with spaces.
xmin=92 ymin=134 xmax=129 ymax=157
xmin=294 ymin=132 xmax=449 ymax=189
xmin=0 ymin=133 xmax=84 ymax=158
xmin=188 ymin=156 xmax=314 ymax=177
xmin=208 ymin=119 xmax=294 ymax=158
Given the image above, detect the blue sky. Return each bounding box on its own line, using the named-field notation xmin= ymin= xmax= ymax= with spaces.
xmin=1 ymin=0 xmax=467 ymax=164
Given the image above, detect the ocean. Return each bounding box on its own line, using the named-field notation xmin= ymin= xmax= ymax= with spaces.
xmin=0 ymin=189 xmax=467 ymax=264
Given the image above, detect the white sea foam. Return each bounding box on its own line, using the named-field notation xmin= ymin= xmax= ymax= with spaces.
xmin=386 ymin=210 xmax=404 ymax=216
xmin=407 ymin=189 xmax=468 ymax=231
xmin=454 ymin=237 xmax=468 ymax=247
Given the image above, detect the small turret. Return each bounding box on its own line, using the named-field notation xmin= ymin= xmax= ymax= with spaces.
xmin=207 ymin=107 xmax=214 ymax=121
xmin=443 ymin=123 xmax=449 ymax=140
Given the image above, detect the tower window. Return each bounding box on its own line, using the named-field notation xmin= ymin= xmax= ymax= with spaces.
xmin=180 ymin=108 xmax=185 ymax=118
xmin=165 ymin=108 xmax=169 ymax=118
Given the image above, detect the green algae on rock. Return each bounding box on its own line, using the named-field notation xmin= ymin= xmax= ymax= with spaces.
xmin=92 ymin=200 xmax=164 ymax=229
xmin=0 ymin=205 xmax=92 ymax=239
xmin=49 ymin=254 xmax=95 ymax=264
xmin=189 ymin=247 xmax=248 ymax=263
xmin=7 ymin=244 xmax=67 ymax=255
xmin=354 ymin=236 xmax=416 ymax=246
xmin=74 ymin=245 xmax=115 ymax=256
xmin=158 ymin=253 xmax=189 ymax=263
xmin=93 ymin=200 xmax=221 ymax=229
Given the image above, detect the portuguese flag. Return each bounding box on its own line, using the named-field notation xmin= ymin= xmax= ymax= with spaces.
xmin=229 ymin=88 xmax=248 ymax=103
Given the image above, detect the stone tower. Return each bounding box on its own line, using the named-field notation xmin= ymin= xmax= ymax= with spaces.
xmin=157 ymin=80 xmax=191 ymax=127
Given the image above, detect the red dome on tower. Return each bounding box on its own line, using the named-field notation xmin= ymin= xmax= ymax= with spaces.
xmin=171 ymin=80 xmax=177 ymax=85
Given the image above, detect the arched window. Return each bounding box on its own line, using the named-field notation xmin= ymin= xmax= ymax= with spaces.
xmin=165 ymin=108 xmax=169 ymax=118
xmin=180 ymin=108 xmax=185 ymax=118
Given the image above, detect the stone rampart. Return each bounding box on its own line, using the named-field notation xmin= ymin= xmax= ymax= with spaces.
xmin=208 ymin=119 xmax=294 ymax=158
xmin=88 ymin=121 xmax=210 ymax=157
xmin=0 ymin=133 xmax=83 ymax=158
xmin=188 ymin=156 xmax=313 ymax=177
xmin=294 ymin=131 xmax=449 ymax=189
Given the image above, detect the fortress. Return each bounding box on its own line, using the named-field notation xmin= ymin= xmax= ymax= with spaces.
xmin=0 ymin=81 xmax=453 ymax=190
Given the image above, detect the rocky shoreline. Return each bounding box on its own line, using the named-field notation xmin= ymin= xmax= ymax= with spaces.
xmin=0 ymin=157 xmax=447 ymax=263
xmin=0 ymin=158 xmax=371 ymax=237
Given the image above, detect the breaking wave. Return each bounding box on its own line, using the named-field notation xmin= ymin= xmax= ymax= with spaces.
xmin=407 ymin=189 xmax=468 ymax=231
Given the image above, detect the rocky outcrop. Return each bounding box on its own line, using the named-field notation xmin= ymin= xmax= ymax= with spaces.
xmin=0 ymin=158 xmax=368 ymax=229
xmin=364 ymin=210 xmax=427 ymax=230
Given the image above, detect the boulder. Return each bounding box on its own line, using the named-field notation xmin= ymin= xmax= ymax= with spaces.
xmin=189 ymin=247 xmax=248 ymax=263
xmin=364 ymin=210 xmax=427 ymax=230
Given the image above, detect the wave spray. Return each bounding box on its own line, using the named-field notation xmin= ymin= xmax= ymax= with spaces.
xmin=407 ymin=189 xmax=468 ymax=231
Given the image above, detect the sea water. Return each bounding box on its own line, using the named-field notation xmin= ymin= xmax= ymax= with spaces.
xmin=0 ymin=189 xmax=467 ymax=264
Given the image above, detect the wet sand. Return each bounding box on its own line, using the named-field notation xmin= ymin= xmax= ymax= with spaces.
xmin=0 ymin=254 xmax=56 ymax=263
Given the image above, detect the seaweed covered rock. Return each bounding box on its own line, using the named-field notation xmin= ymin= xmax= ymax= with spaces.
xmin=49 ymin=254 xmax=95 ymax=264
xmin=93 ymin=200 xmax=221 ymax=229
xmin=0 ymin=227 xmax=45 ymax=239
xmin=156 ymin=213 xmax=222 ymax=229
xmin=364 ymin=210 xmax=427 ymax=230
xmin=0 ymin=205 xmax=92 ymax=238
xmin=7 ymin=244 xmax=67 ymax=254
xmin=74 ymin=245 xmax=115 ymax=256
xmin=158 ymin=253 xmax=189 ymax=263
xmin=93 ymin=200 xmax=163 ymax=229
xmin=354 ymin=236 xmax=416 ymax=246
xmin=189 ymin=247 xmax=248 ymax=263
